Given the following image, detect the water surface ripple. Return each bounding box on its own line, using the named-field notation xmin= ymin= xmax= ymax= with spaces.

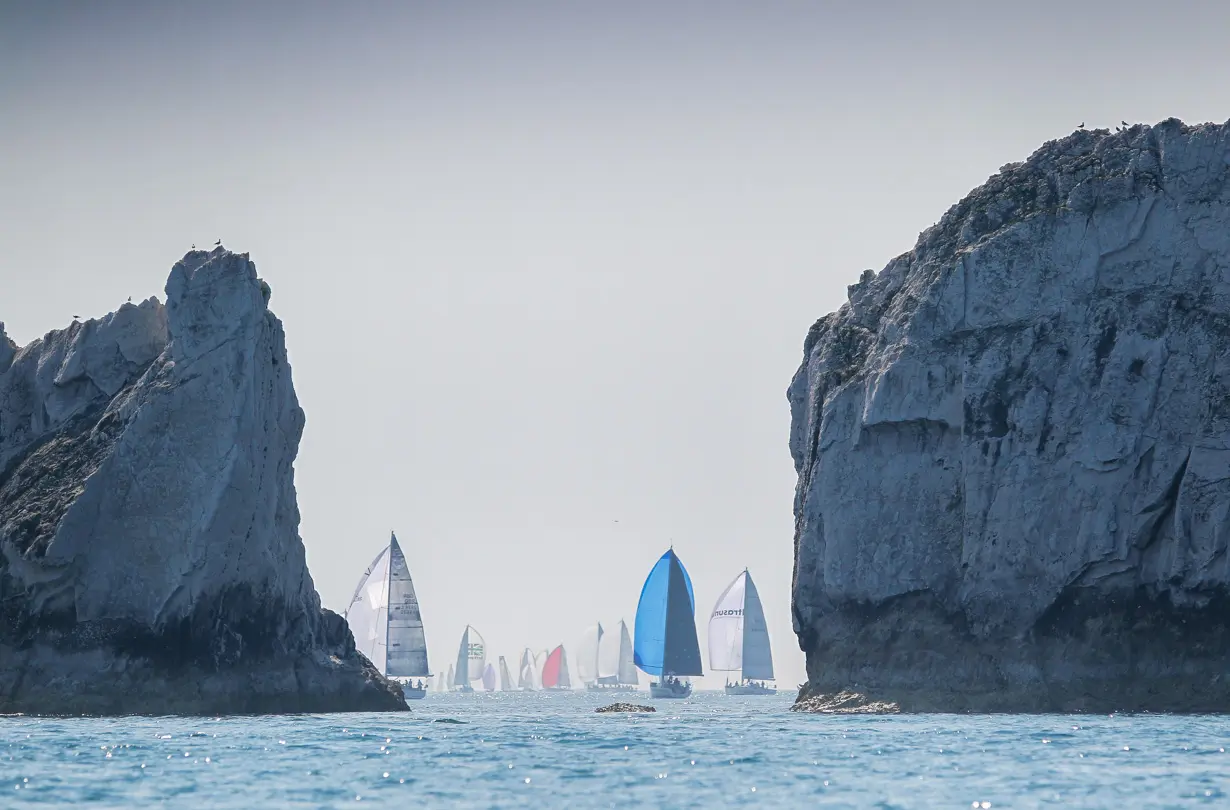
xmin=4 ymin=691 xmax=1229 ymax=807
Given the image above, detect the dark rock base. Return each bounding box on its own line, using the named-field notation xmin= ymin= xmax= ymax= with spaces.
xmin=798 ymin=588 xmax=1230 ymax=713
xmin=0 ymin=644 xmax=407 ymax=715
xmin=596 ymin=703 xmax=656 ymax=713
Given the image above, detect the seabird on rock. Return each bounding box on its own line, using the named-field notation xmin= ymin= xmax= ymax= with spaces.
xmin=191 ymin=243 xmax=196 ymax=249
xmin=1121 ymin=120 xmax=1128 ymax=127
xmin=215 ymin=239 xmax=222 ymax=246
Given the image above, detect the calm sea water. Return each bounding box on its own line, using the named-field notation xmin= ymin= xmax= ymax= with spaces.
xmin=4 ymin=690 xmax=1229 ymax=808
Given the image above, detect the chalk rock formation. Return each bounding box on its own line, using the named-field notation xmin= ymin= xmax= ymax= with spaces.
xmin=0 ymin=248 xmax=405 ymax=714
xmin=789 ymin=119 xmax=1230 ymax=712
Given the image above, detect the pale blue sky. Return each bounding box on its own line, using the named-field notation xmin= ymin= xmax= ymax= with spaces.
xmin=4 ymin=1 xmax=1229 ymax=688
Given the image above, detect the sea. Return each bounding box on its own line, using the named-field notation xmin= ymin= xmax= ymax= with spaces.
xmin=4 ymin=690 xmax=1229 ymax=808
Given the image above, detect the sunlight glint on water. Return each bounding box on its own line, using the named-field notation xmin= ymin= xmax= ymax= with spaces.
xmin=4 ymin=691 xmax=1230 ymax=808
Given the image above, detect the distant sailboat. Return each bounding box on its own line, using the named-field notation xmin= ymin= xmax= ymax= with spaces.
xmin=499 ymin=656 xmax=513 ymax=691
xmin=709 ymin=569 xmax=776 ymax=695
xmin=436 ymin=671 xmax=446 ymax=692
xmin=634 ymin=548 xmax=702 ymax=698
xmin=541 ymin=644 xmax=572 ymax=690
xmin=580 ymin=620 xmax=638 ymax=692
xmin=446 ymin=663 xmax=455 ymax=692
xmin=453 ymin=625 xmax=486 ymax=693
xmin=517 ymin=648 xmax=536 ymax=691
xmin=482 ymin=662 xmax=498 ymax=692
xmin=344 ymin=532 xmax=431 ymax=699
xmin=533 ymin=650 xmax=548 ymax=690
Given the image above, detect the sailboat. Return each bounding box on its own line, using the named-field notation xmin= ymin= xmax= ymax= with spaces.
xmin=709 ymin=569 xmax=777 ymax=695
xmin=445 ymin=663 xmax=455 ymax=692
xmin=517 ymin=648 xmax=537 ymax=691
xmin=499 ymin=656 xmax=514 ymax=691
xmin=541 ymin=644 xmax=572 ymax=691
xmin=533 ymin=650 xmax=548 ymax=690
xmin=634 ymin=548 xmax=703 ymax=698
xmin=482 ymin=662 xmax=498 ymax=692
xmin=343 ymin=532 xmax=431 ymax=700
xmin=452 ymin=625 xmax=486 ymax=693
xmin=579 ymin=621 xmax=639 ymax=692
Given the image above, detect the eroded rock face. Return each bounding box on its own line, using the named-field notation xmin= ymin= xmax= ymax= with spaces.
xmin=788 ymin=119 xmax=1230 ymax=712
xmin=0 ymin=248 xmax=405 ymax=714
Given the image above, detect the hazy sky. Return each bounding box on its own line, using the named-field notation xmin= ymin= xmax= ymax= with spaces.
xmin=4 ymin=1 xmax=1230 ymax=689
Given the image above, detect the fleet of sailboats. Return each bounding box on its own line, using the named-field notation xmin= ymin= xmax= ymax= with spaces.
xmin=343 ymin=536 xmax=777 ymax=700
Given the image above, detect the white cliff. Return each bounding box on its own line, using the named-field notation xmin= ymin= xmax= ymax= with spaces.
xmin=788 ymin=119 xmax=1230 ymax=712
xmin=0 ymin=248 xmax=404 ymax=714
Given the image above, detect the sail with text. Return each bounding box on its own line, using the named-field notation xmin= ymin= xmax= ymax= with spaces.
xmin=708 ymin=569 xmax=774 ymax=681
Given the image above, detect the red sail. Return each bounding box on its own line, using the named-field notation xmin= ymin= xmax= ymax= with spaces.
xmin=541 ymin=645 xmax=563 ymax=688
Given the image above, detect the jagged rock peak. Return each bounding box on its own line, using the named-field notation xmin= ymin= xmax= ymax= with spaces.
xmin=0 ymin=248 xmax=405 ymax=715
xmin=788 ymin=118 xmax=1230 ymax=712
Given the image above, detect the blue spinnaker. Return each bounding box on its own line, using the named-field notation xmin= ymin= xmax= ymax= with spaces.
xmin=634 ymin=549 xmax=702 ymax=677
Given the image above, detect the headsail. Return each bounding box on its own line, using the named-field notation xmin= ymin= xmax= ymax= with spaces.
xmin=616 ymin=620 xmax=638 ymax=685
xmin=385 ymin=533 xmax=429 ymax=677
xmin=633 ymin=549 xmax=703 ymax=677
xmin=482 ymin=662 xmax=497 ymax=692
xmin=453 ymin=627 xmax=470 ymax=686
xmin=446 ymin=663 xmax=455 ymax=690
xmin=499 ymin=656 xmax=513 ymax=691
xmin=343 ymin=546 xmax=392 ymax=673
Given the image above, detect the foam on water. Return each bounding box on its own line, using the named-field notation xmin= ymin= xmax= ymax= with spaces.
xmin=4 ymin=691 xmax=1230 ymax=807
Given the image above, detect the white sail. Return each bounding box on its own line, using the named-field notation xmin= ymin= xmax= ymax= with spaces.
xmin=577 ymin=623 xmax=602 ymax=685
xmin=446 ymin=663 xmax=455 ymax=690
xmin=453 ymin=627 xmax=470 ymax=686
xmin=466 ymin=627 xmax=487 ymax=682
xmin=518 ymin=648 xmax=535 ymax=690
xmin=708 ymin=569 xmax=774 ymax=680
xmin=436 ymin=671 xmax=446 ymax=691
xmin=597 ymin=621 xmax=621 ymax=681
xmin=385 ymin=533 xmax=429 ymax=677
xmin=343 ymin=547 xmax=392 ymax=673
xmin=482 ymin=662 xmax=497 ymax=692
xmin=740 ymin=571 xmax=775 ymax=681
xmin=558 ymin=647 xmax=572 ymax=689
xmin=616 ymin=620 xmax=638 ymax=685
xmin=708 ymin=570 xmax=748 ymax=673
xmin=533 ymin=650 xmax=548 ymax=690
xmin=499 ymin=656 xmax=513 ymax=691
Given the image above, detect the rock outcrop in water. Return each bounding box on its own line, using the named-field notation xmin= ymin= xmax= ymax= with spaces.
xmin=788 ymin=119 xmax=1230 ymax=712
xmin=0 ymin=248 xmax=406 ymax=714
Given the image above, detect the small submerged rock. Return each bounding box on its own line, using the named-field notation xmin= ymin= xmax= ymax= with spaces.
xmin=791 ymin=689 xmax=900 ymax=714
xmin=432 ymin=718 xmax=467 ymax=724
xmin=596 ymin=703 xmax=656 ymax=713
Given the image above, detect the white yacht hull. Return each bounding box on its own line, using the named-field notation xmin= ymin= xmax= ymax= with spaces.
xmin=649 ymin=681 xmax=692 ymax=699
xmin=724 ymin=683 xmax=776 ymax=696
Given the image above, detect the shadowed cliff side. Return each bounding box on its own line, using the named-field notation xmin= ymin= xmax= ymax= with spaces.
xmin=0 ymin=248 xmax=406 ymax=714
xmin=789 ymin=118 xmax=1230 ymax=712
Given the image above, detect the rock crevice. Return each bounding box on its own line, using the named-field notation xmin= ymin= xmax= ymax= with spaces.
xmin=789 ymin=119 xmax=1230 ymax=712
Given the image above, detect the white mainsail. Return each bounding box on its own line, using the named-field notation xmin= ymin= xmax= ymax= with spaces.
xmin=577 ymin=623 xmax=602 ymax=685
xmin=616 ymin=620 xmax=638 ymax=685
xmin=343 ymin=533 xmax=430 ymax=678
xmin=344 ymin=546 xmax=392 ymax=673
xmin=385 ymin=534 xmax=429 ymax=677
xmin=558 ymin=647 xmax=572 ymax=689
xmin=482 ymin=662 xmax=497 ymax=692
xmin=708 ymin=569 xmax=774 ymax=681
xmin=597 ymin=621 xmax=621 ymax=682
xmin=518 ymin=648 xmax=535 ymax=690
xmin=446 ymin=663 xmax=455 ymax=690
xmin=533 ymin=650 xmax=548 ymax=690
xmin=499 ymin=656 xmax=513 ymax=691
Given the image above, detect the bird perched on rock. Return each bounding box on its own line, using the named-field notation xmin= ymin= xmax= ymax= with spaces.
xmin=1078 ymin=122 xmax=1085 ymax=129
xmin=214 ymin=239 xmax=222 ymax=246
xmin=191 ymin=243 xmax=196 ymax=249
xmin=1121 ymin=120 xmax=1128 ymax=127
